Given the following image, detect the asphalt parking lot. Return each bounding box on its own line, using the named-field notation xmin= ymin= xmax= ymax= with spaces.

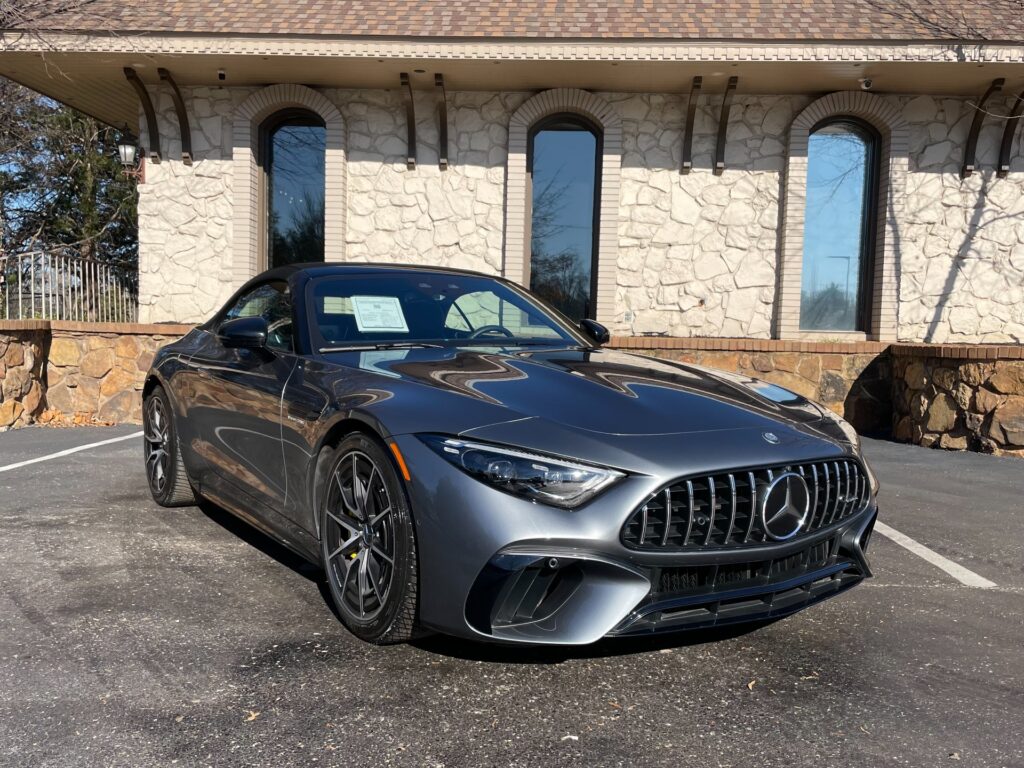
xmin=1 ymin=427 xmax=1022 ymax=767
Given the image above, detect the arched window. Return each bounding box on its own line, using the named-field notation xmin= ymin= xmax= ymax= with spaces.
xmin=526 ymin=114 xmax=602 ymax=322
xmin=799 ymin=118 xmax=880 ymax=332
xmin=262 ymin=109 xmax=326 ymax=268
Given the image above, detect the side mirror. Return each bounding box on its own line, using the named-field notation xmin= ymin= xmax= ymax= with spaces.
xmin=218 ymin=316 xmax=268 ymax=349
xmin=579 ymin=318 xmax=610 ymax=346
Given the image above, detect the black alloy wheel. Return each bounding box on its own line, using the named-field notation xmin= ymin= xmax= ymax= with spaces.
xmin=320 ymin=434 xmax=418 ymax=644
xmin=143 ymin=385 xmax=196 ymax=507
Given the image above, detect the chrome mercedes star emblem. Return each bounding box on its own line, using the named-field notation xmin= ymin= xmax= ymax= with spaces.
xmin=762 ymin=432 xmax=780 ymax=444
xmin=759 ymin=472 xmax=811 ymax=541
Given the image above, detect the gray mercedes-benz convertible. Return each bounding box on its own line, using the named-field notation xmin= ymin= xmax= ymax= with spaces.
xmin=143 ymin=263 xmax=879 ymax=645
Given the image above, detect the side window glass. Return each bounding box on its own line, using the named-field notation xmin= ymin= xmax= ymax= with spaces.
xmin=222 ymin=282 xmax=294 ymax=352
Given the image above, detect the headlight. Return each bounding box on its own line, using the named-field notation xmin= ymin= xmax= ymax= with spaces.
xmin=419 ymin=434 xmax=624 ymax=509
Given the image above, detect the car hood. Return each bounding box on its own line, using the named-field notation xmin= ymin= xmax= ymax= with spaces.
xmin=323 ymin=345 xmax=827 ymax=437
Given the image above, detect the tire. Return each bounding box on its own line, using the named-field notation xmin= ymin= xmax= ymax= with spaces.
xmin=320 ymin=433 xmax=419 ymax=644
xmin=143 ymin=385 xmax=196 ymax=507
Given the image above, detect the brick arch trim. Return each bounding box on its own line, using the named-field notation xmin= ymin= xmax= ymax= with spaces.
xmin=231 ymin=84 xmax=347 ymax=288
xmin=778 ymin=91 xmax=908 ymax=341
xmin=504 ymin=88 xmax=622 ymax=324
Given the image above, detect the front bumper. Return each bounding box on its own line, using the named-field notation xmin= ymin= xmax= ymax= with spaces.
xmin=395 ymin=434 xmax=876 ymax=645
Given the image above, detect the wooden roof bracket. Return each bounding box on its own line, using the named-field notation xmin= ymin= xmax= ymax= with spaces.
xmin=962 ymin=77 xmax=1004 ymax=179
xmin=435 ymin=74 xmax=449 ymax=170
xmin=714 ymin=76 xmax=738 ymax=176
xmin=123 ymin=67 xmax=161 ymax=163
xmin=997 ymin=87 xmax=1024 ymax=179
xmin=157 ymin=68 xmax=193 ymax=165
xmin=680 ymin=75 xmax=702 ymax=174
xmin=400 ymin=72 xmax=416 ymax=170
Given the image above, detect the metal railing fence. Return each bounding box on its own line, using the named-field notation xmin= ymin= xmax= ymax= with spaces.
xmin=0 ymin=251 xmax=138 ymax=323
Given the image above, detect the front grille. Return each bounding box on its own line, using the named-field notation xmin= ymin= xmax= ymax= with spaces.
xmin=621 ymin=458 xmax=870 ymax=551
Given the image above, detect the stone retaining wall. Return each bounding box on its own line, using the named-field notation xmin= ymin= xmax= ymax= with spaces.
xmin=2 ymin=323 xmax=1022 ymax=459
xmin=0 ymin=323 xmax=47 ymax=428
xmin=612 ymin=337 xmax=1024 ymax=457
xmin=611 ymin=337 xmax=891 ymax=434
xmin=0 ymin=321 xmax=194 ymax=430
xmin=890 ymin=346 xmax=1024 ymax=457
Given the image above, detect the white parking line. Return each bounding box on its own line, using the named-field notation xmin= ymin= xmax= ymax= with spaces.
xmin=875 ymin=520 xmax=997 ymax=589
xmin=0 ymin=431 xmax=143 ymax=474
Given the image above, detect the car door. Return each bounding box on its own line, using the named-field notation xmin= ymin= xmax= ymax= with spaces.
xmin=188 ymin=280 xmax=297 ymax=519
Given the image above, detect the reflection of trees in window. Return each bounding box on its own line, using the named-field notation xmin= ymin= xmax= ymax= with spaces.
xmin=263 ymin=111 xmax=325 ymax=268
xmin=528 ymin=115 xmax=601 ymax=321
xmin=800 ymin=119 xmax=878 ymax=332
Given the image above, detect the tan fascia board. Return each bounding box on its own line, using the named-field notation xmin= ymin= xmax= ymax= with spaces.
xmin=2 ymin=31 xmax=1024 ymax=64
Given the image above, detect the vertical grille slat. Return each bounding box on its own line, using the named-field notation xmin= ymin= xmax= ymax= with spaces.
xmin=704 ymin=476 xmax=716 ymax=546
xmin=684 ymin=480 xmax=695 ymax=545
xmin=829 ymin=461 xmax=842 ymax=524
xmin=661 ymin=486 xmax=672 ymax=546
xmin=744 ymin=471 xmax=757 ymax=543
xmin=622 ymin=458 xmax=872 ymax=551
xmin=810 ymin=464 xmax=820 ymax=527
xmin=726 ymin=474 xmax=737 ymax=543
xmin=821 ymin=463 xmax=832 ymax=527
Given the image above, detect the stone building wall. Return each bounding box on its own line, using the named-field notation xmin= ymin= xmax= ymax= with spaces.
xmin=138 ymin=87 xmax=1024 ymax=343
xmin=333 ymin=89 xmax=526 ymax=275
xmin=137 ymin=87 xmax=237 ymax=323
xmin=897 ymin=95 xmax=1024 ymax=344
xmin=610 ymin=93 xmax=809 ymax=337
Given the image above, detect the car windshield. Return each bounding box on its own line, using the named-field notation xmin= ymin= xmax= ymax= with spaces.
xmin=308 ymin=272 xmax=582 ymax=350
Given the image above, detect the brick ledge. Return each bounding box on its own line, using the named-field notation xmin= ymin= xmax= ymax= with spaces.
xmin=609 ymin=336 xmax=1024 ymax=359
xmin=0 ymin=319 xmax=196 ymax=336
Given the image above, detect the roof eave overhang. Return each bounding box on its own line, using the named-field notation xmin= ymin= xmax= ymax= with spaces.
xmin=2 ymin=32 xmax=1022 ymax=128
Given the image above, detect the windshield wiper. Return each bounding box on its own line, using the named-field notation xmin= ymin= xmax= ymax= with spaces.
xmin=451 ymin=338 xmax=572 ymax=347
xmin=319 ymin=341 xmax=445 ymax=353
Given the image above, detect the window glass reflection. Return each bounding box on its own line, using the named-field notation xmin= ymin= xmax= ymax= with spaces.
xmin=529 ymin=122 xmax=599 ymax=321
xmin=267 ymin=115 xmax=325 ymax=267
xmin=800 ymin=121 xmax=876 ymax=331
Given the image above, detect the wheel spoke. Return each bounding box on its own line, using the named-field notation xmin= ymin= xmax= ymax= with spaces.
xmin=351 ymin=454 xmax=364 ymax=516
xmin=326 ymin=533 xmax=361 ymax=562
xmin=332 ymin=471 xmax=357 ymax=518
xmin=366 ymin=552 xmax=386 ymax=605
xmin=368 ymin=507 xmax=390 ymax=528
xmin=325 ymin=507 xmax=360 ymax=535
xmin=370 ymin=543 xmax=393 ymax=565
xmin=341 ymin=552 xmax=359 ymax=602
xmin=366 ymin=465 xmax=379 ymax=505
xmin=357 ymin=549 xmax=368 ymax=617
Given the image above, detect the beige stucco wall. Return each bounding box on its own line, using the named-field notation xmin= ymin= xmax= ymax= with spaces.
xmin=137 ymin=86 xmax=1024 ymax=343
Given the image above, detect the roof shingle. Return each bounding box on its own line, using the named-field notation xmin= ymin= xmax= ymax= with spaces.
xmin=14 ymin=0 xmax=1024 ymax=43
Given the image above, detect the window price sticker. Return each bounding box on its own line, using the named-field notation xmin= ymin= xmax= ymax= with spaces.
xmin=351 ymin=295 xmax=410 ymax=333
